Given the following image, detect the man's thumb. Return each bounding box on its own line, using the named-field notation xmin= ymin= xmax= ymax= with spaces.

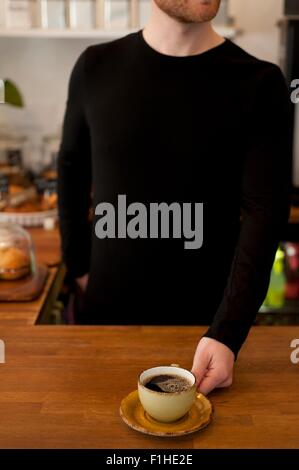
xmin=198 ymin=374 xmax=219 ymax=396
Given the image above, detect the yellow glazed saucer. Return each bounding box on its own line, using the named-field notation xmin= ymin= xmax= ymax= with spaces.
xmin=120 ymin=390 xmax=212 ymax=437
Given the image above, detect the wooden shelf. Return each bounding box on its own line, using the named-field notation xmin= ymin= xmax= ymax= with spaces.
xmin=0 ymin=27 xmax=135 ymax=39
xmin=0 ymin=26 xmax=237 ymax=39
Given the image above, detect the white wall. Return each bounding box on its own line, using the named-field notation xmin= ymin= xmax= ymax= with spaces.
xmin=230 ymin=0 xmax=284 ymax=63
xmin=0 ymin=37 xmax=103 ymax=168
xmin=0 ymin=0 xmax=286 ymax=168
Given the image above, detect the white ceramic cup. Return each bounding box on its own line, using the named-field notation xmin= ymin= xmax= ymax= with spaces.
xmin=138 ymin=365 xmax=197 ymax=423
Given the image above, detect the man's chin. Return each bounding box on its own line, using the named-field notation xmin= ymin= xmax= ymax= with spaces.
xmin=174 ymin=12 xmax=219 ymax=25
xmin=154 ymin=0 xmax=221 ymax=24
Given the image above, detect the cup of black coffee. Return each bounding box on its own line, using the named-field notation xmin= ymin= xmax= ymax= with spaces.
xmin=138 ymin=365 xmax=197 ymax=423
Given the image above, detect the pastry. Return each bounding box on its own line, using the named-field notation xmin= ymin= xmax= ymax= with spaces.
xmin=4 ymin=200 xmax=40 ymax=213
xmin=42 ymin=169 xmax=57 ymax=180
xmin=9 ymin=184 xmax=24 ymax=194
xmin=40 ymin=192 xmax=57 ymax=211
xmin=0 ymin=246 xmax=31 ymax=280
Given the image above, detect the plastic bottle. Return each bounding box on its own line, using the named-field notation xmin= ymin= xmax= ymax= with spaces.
xmin=264 ymin=246 xmax=286 ymax=308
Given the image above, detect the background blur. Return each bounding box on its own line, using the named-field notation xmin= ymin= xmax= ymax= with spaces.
xmin=1 ymin=0 xmax=299 ymax=325
xmin=0 ymin=0 xmax=290 ymax=168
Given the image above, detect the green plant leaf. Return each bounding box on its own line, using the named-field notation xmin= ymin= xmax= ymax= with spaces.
xmin=3 ymin=79 xmax=24 ymax=107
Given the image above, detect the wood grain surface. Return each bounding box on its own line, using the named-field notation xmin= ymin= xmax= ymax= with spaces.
xmin=0 ymin=268 xmax=57 ymax=325
xmin=0 ymin=264 xmax=48 ymax=302
xmin=29 ymin=226 xmax=61 ymax=267
xmin=0 ymin=325 xmax=298 ymax=449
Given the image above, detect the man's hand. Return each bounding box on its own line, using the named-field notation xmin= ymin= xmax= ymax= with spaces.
xmin=191 ymin=337 xmax=235 ymax=395
xmin=76 ymin=273 xmax=89 ymax=292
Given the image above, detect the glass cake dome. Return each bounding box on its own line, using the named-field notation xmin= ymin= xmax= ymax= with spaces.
xmin=0 ymin=222 xmax=36 ymax=280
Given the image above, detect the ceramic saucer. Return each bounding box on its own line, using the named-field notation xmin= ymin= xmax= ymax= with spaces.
xmin=120 ymin=390 xmax=212 ymax=437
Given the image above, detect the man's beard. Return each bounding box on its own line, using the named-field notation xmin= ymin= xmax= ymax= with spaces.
xmin=153 ymin=0 xmax=221 ymax=24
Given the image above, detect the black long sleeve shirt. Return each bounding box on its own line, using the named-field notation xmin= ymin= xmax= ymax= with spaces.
xmin=58 ymin=31 xmax=292 ymax=357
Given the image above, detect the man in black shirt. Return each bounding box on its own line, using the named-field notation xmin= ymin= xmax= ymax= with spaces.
xmin=58 ymin=0 xmax=292 ymax=395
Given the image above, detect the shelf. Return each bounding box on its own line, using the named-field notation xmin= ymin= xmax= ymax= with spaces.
xmin=0 ymin=27 xmax=136 ymax=39
xmin=257 ymin=299 xmax=299 ymax=325
xmin=0 ymin=26 xmax=237 ymax=40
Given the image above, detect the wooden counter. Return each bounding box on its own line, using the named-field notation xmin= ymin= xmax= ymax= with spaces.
xmin=0 ymin=227 xmax=63 ymax=326
xmin=0 ymin=208 xmax=297 ymax=327
xmin=290 ymin=206 xmax=299 ymax=225
xmin=0 ymin=325 xmax=298 ymax=449
xmin=29 ymin=226 xmax=61 ymax=267
xmin=0 ymin=268 xmax=58 ymax=325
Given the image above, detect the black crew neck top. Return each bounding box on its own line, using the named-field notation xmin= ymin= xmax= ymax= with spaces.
xmin=137 ymin=29 xmax=228 ymax=61
xmin=58 ymin=31 xmax=292 ymax=357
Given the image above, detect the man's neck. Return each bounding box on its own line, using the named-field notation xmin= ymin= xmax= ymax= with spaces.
xmin=143 ymin=2 xmax=224 ymax=57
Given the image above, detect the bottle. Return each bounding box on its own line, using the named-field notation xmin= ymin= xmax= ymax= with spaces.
xmin=5 ymin=0 xmax=32 ymax=29
xmin=264 ymin=246 xmax=286 ymax=308
xmin=285 ymin=243 xmax=299 ymax=300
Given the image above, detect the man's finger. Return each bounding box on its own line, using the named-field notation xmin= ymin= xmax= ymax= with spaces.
xmin=191 ymin=357 xmax=209 ymax=386
xmin=197 ymin=374 xmax=220 ymax=396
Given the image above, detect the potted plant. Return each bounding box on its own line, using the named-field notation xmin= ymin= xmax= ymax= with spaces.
xmin=2 ymin=79 xmax=24 ymax=107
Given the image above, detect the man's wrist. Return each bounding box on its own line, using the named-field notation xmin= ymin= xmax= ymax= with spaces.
xmin=76 ymin=273 xmax=89 ymax=292
xmin=202 ymin=328 xmax=237 ymax=361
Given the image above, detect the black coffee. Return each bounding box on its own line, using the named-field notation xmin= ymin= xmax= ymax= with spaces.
xmin=144 ymin=374 xmax=192 ymax=393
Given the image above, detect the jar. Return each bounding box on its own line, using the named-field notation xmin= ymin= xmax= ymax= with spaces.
xmin=0 ymin=174 xmax=9 ymax=201
xmin=42 ymin=134 xmax=60 ymax=171
xmin=46 ymin=0 xmax=66 ymax=29
xmin=0 ymin=134 xmax=27 ymax=168
xmin=5 ymin=0 xmax=33 ymax=29
xmin=106 ymin=0 xmax=131 ymax=29
xmin=68 ymin=0 xmax=95 ymax=29
xmin=0 ymin=222 xmax=36 ymax=280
